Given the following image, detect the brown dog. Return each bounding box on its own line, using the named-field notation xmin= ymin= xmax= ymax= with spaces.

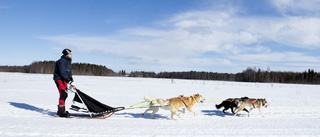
xmin=142 ymin=95 xmax=184 ymax=119
xmin=163 ymin=93 xmax=205 ymax=120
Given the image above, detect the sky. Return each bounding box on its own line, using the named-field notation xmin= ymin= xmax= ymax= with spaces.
xmin=1 ymin=0 xmax=320 ymax=73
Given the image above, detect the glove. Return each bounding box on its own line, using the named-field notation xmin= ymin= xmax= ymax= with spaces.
xmin=68 ymin=81 xmax=76 ymax=89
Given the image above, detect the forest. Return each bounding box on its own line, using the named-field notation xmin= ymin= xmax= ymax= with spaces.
xmin=0 ymin=61 xmax=116 ymax=76
xmin=1 ymin=61 xmax=319 ymax=84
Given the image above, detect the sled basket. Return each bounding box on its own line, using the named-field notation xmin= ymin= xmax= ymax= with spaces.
xmin=73 ymin=89 xmax=124 ymax=114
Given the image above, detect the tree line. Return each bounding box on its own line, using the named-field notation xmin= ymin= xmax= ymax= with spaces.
xmin=129 ymin=67 xmax=320 ymax=84
xmin=0 ymin=61 xmax=116 ymax=76
xmin=1 ymin=61 xmax=319 ymax=84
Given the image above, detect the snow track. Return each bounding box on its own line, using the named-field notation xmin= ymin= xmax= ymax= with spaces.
xmin=1 ymin=72 xmax=320 ymax=136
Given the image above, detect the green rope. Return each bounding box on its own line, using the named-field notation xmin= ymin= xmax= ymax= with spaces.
xmin=126 ymin=99 xmax=157 ymax=110
xmin=130 ymin=101 xmax=146 ymax=107
xmin=126 ymin=104 xmax=151 ymax=110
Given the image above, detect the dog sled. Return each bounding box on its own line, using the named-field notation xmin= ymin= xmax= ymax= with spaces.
xmin=69 ymin=88 xmax=125 ymax=119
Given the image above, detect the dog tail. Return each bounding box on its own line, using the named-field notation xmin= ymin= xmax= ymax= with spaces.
xmin=215 ymin=103 xmax=223 ymax=109
xmin=144 ymin=95 xmax=155 ymax=102
xmin=157 ymin=98 xmax=169 ymax=106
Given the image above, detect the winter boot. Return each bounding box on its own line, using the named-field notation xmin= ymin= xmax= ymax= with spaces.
xmin=58 ymin=105 xmax=70 ymax=118
xmin=57 ymin=105 xmax=61 ymax=115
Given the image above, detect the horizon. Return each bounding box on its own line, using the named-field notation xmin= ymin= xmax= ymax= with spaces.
xmin=1 ymin=0 xmax=320 ymax=73
xmin=1 ymin=60 xmax=318 ymax=74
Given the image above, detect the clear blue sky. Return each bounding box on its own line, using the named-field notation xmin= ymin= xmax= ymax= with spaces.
xmin=1 ymin=0 xmax=320 ymax=73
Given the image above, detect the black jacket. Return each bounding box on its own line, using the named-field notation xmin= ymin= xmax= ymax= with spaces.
xmin=53 ymin=55 xmax=73 ymax=83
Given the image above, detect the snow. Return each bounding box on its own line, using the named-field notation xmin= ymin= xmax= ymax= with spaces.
xmin=1 ymin=72 xmax=320 ymax=136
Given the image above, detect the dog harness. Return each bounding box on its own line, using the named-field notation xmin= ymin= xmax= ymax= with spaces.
xmin=178 ymin=97 xmax=189 ymax=108
xmin=250 ymin=99 xmax=258 ymax=108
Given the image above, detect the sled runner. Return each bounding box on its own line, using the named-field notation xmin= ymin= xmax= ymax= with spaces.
xmin=70 ymin=88 xmax=125 ymax=118
xmin=49 ymin=112 xmax=115 ymax=119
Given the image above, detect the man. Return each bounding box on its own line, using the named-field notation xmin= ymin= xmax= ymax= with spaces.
xmin=53 ymin=48 xmax=76 ymax=117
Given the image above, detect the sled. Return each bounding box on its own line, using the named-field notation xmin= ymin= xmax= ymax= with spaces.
xmin=69 ymin=88 xmax=125 ymax=119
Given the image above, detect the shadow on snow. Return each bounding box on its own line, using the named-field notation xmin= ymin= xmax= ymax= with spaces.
xmin=8 ymin=102 xmax=55 ymax=115
xmin=116 ymin=112 xmax=169 ymax=120
xmin=201 ymin=109 xmax=234 ymax=117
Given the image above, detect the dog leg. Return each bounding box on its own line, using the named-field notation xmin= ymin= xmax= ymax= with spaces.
xmin=259 ymin=107 xmax=265 ymax=118
xmin=234 ymin=108 xmax=242 ymax=116
xmin=243 ymin=108 xmax=249 ymax=113
xmin=234 ymin=104 xmax=246 ymax=116
xmin=231 ymin=107 xmax=235 ymax=114
xmin=187 ymin=108 xmax=196 ymax=117
xmin=171 ymin=111 xmax=177 ymax=120
xmin=150 ymin=107 xmax=159 ymax=119
xmin=142 ymin=108 xmax=152 ymax=116
xmin=248 ymin=108 xmax=253 ymax=117
xmin=222 ymin=108 xmax=227 ymax=114
xmin=170 ymin=107 xmax=178 ymax=120
xmin=234 ymin=106 xmax=240 ymax=113
xmin=177 ymin=110 xmax=182 ymax=117
xmin=177 ymin=108 xmax=186 ymax=117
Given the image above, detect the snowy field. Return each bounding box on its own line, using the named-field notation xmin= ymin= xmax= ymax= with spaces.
xmin=1 ymin=72 xmax=320 ymax=137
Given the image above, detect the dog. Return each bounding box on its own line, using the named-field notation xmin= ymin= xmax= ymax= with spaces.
xmin=142 ymin=95 xmax=185 ymax=119
xmin=234 ymin=98 xmax=269 ymax=117
xmin=215 ymin=97 xmax=249 ymax=114
xmin=164 ymin=93 xmax=205 ymax=120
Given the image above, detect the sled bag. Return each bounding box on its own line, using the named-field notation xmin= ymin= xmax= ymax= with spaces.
xmin=73 ymin=89 xmax=114 ymax=113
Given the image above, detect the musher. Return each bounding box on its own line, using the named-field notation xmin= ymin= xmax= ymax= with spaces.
xmin=53 ymin=48 xmax=76 ymax=117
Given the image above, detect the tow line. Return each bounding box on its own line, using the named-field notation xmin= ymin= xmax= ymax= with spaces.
xmin=126 ymin=99 xmax=230 ymax=110
xmin=126 ymin=99 xmax=156 ymax=110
